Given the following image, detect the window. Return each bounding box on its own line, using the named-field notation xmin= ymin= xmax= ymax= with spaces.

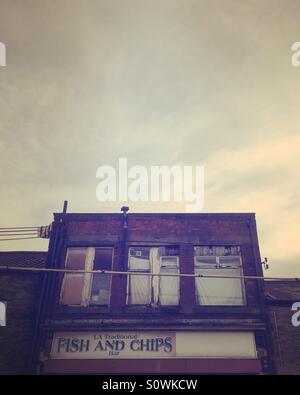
xmin=60 ymin=247 xmax=113 ymax=306
xmin=194 ymin=246 xmax=245 ymax=306
xmin=127 ymin=247 xmax=179 ymax=306
xmin=90 ymin=248 xmax=112 ymax=305
xmin=127 ymin=247 xmax=151 ymax=305
xmin=159 ymin=256 xmax=180 ymax=305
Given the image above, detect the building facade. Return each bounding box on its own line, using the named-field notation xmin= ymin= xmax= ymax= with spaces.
xmin=31 ymin=211 xmax=274 ymax=374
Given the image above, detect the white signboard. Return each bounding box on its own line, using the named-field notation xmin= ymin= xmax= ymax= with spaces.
xmin=50 ymin=331 xmax=257 ymax=359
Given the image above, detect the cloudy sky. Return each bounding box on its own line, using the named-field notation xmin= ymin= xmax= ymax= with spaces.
xmin=0 ymin=0 xmax=299 ymax=277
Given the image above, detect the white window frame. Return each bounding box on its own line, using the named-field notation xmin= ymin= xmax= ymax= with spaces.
xmin=126 ymin=247 xmax=180 ymax=306
xmin=194 ymin=254 xmax=246 ymax=306
xmin=159 ymin=256 xmax=180 ymax=306
xmin=60 ymin=247 xmax=113 ymax=307
xmin=126 ymin=248 xmax=152 ymax=305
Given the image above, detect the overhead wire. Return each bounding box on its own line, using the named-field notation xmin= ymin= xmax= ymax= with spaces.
xmin=0 ymin=225 xmax=49 ymax=241
xmin=0 ymin=265 xmax=299 ymax=281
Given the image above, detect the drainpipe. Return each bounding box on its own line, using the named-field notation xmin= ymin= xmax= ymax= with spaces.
xmin=44 ymin=201 xmax=68 ymax=319
xmin=120 ymin=206 xmax=129 ymax=272
xmin=29 ymin=201 xmax=68 ymax=374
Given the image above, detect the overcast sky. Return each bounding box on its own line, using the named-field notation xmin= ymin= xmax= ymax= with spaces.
xmin=0 ymin=0 xmax=299 ymax=277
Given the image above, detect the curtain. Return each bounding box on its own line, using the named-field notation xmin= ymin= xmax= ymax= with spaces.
xmin=60 ymin=247 xmax=88 ymax=305
xmin=127 ymin=252 xmax=151 ymax=305
xmin=195 ymin=267 xmax=244 ymax=305
xmin=60 ymin=247 xmax=95 ymax=306
xmin=128 ymin=274 xmax=151 ymax=304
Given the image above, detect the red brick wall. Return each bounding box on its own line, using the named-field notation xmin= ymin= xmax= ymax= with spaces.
xmin=0 ymin=272 xmax=43 ymax=374
xmin=67 ymin=214 xmax=252 ymax=241
xmin=268 ymin=305 xmax=300 ymax=374
xmin=53 ymin=214 xmax=261 ymax=309
xmin=265 ymin=282 xmax=300 ymax=374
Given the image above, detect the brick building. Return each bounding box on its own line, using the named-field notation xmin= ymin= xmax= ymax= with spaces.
xmin=0 ymin=252 xmax=47 ymax=374
xmin=0 ymin=214 xmax=300 ymax=374
xmin=265 ymin=281 xmax=300 ymax=374
xmin=29 ymin=210 xmax=274 ymax=374
xmin=2 ymin=212 xmax=300 ymax=375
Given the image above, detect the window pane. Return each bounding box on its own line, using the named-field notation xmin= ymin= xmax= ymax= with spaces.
xmin=128 ymin=251 xmax=150 ymax=270
xmin=159 ymin=268 xmax=179 ymax=305
xmin=65 ymin=248 xmax=87 ymax=269
xmin=94 ymin=248 xmax=113 ymax=270
xmin=195 ymin=256 xmax=217 ymax=268
xmin=61 ymin=274 xmax=84 ymax=305
xmin=159 ymin=257 xmax=179 ymax=305
xmin=127 ymin=274 xmax=151 ymax=304
xmin=129 ymin=256 xmax=151 ymax=270
xmin=90 ymin=273 xmax=111 ymax=304
xmin=161 ymin=256 xmax=178 ymax=267
xmin=127 ymin=249 xmax=151 ymax=305
xmin=219 ymin=256 xmax=241 ymax=267
xmin=129 ymin=247 xmax=150 ymax=260
xmin=195 ymin=267 xmax=245 ymax=305
xmin=194 ymin=246 xmax=241 ymax=256
xmin=61 ymin=248 xmax=87 ymax=305
xmin=90 ymin=248 xmax=113 ymax=305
